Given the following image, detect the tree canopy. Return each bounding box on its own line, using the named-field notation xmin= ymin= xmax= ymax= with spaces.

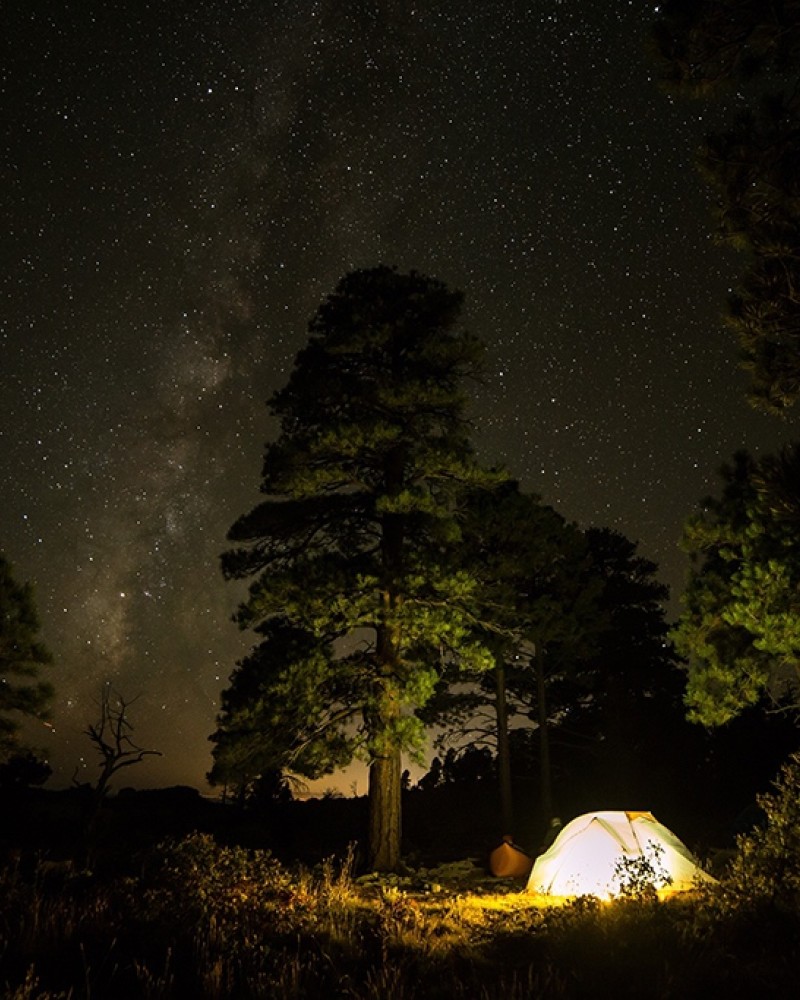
xmin=211 ymin=266 xmax=499 ymax=870
xmin=653 ymin=1 xmax=800 ymax=412
xmin=0 ymin=553 xmax=53 ymax=760
xmin=561 ymin=527 xmax=679 ymax=743
xmin=549 ymin=528 xmax=687 ymax=802
xmin=422 ymin=481 xmax=602 ymax=833
xmin=653 ymin=1 xmax=800 ymax=93
xmin=672 ymin=447 xmax=800 ymax=725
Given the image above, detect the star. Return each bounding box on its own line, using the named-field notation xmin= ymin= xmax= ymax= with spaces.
xmin=2 ymin=0 xmax=794 ymax=791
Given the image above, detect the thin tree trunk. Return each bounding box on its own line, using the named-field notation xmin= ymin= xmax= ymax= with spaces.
xmin=368 ymin=746 xmax=402 ymax=870
xmin=495 ymin=658 xmax=514 ymax=835
xmin=535 ymin=645 xmax=553 ymax=824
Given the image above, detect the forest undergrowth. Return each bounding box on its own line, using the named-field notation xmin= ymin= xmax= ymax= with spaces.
xmin=4 ymin=754 xmax=800 ymax=999
xmin=1 ymin=830 xmax=799 ymax=1000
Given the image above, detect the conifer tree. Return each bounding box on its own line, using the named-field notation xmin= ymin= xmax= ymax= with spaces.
xmin=653 ymin=1 xmax=800 ymax=412
xmin=423 ymin=482 xmax=600 ymax=833
xmin=211 ymin=267 xmax=497 ymax=870
xmin=554 ymin=528 xmax=685 ymax=802
xmin=673 ymin=447 xmax=800 ymax=725
xmin=469 ymin=484 xmax=597 ymax=830
xmin=0 ymin=553 xmax=53 ymax=759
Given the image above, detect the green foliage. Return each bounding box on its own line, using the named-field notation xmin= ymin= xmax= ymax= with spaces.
xmin=0 ymin=553 xmax=53 ymax=760
xmin=419 ymin=481 xmax=611 ymax=829
xmin=209 ymin=620 xmax=355 ymax=786
xmin=144 ymin=833 xmax=298 ymax=926
xmin=426 ymin=490 xmax=681 ymax=818
xmin=612 ymin=843 xmax=673 ymax=901
xmin=474 ymin=485 xmax=604 ymax=691
xmin=673 ymin=448 xmax=800 ymax=725
xmin=653 ymin=2 xmax=800 ymax=412
xmin=426 ymin=483 xmax=601 ymax=719
xmin=213 ymin=267 xmax=502 ymax=865
xmin=722 ymin=751 xmax=800 ymax=912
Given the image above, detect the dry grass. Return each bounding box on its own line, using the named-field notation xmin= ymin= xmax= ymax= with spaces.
xmin=1 ymin=834 xmax=798 ymax=999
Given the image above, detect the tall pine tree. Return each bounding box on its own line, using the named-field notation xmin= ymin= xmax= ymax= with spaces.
xmin=212 ymin=267 xmax=497 ymax=870
xmin=653 ymin=1 xmax=800 ymax=412
xmin=0 ymin=553 xmax=53 ymax=760
xmin=422 ymin=482 xmax=600 ymax=834
xmin=673 ymin=447 xmax=800 ymax=724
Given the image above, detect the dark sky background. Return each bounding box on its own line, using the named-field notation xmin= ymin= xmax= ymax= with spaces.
xmin=3 ymin=0 xmax=796 ymax=793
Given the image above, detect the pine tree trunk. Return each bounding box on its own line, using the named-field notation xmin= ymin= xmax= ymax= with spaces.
xmin=368 ymin=746 xmax=402 ymax=871
xmin=495 ymin=659 xmax=514 ymax=835
xmin=535 ymin=645 xmax=553 ymax=824
xmin=367 ymin=441 xmax=406 ymax=872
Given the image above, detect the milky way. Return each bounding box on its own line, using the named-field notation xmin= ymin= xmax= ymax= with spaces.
xmin=3 ymin=1 xmax=794 ymax=790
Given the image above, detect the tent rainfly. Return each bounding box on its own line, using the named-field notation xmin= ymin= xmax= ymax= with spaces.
xmin=526 ymin=810 xmax=714 ymax=898
xmin=489 ymin=835 xmax=534 ymax=877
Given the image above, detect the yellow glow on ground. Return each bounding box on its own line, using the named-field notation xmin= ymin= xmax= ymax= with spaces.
xmin=454 ymin=892 xmax=554 ymax=913
xmin=447 ymin=886 xmax=701 ymax=914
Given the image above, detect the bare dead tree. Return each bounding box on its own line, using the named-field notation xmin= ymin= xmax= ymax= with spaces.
xmin=74 ymin=685 xmax=161 ymax=867
xmin=84 ymin=685 xmax=162 ymax=799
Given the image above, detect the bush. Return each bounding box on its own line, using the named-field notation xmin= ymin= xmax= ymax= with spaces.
xmin=612 ymin=842 xmax=672 ymax=900
xmin=142 ymin=832 xmax=296 ymax=923
xmin=722 ymin=751 xmax=800 ymax=912
xmin=3 ymin=826 xmax=800 ymax=998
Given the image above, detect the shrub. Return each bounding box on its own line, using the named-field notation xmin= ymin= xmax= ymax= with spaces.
xmin=142 ymin=832 xmax=295 ymax=922
xmin=722 ymin=751 xmax=800 ymax=912
xmin=612 ymin=842 xmax=672 ymax=900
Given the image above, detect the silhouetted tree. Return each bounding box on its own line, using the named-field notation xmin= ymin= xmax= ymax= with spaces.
xmin=441 ymin=745 xmax=495 ymax=785
xmin=0 ymin=553 xmax=53 ymax=759
xmin=424 ymin=483 xmax=600 ymax=834
xmin=0 ymin=750 xmax=51 ymax=790
xmin=653 ymin=1 xmax=800 ymax=93
xmin=417 ymin=755 xmax=444 ymax=793
xmin=246 ymin=769 xmax=296 ymax=811
xmin=547 ymin=528 xmax=687 ymax=804
xmin=83 ymin=686 xmax=162 ymax=800
xmin=654 ymin=1 xmax=800 ymax=412
xmin=212 ymin=266 xmax=498 ymax=871
xmin=77 ymin=686 xmax=161 ymax=866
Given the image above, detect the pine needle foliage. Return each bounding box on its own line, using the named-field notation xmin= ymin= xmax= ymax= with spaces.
xmin=673 ymin=447 xmax=800 ymax=725
xmin=211 ymin=266 xmax=501 ymax=869
xmin=0 ymin=553 xmax=53 ymax=759
xmin=653 ymin=1 xmax=800 ymax=412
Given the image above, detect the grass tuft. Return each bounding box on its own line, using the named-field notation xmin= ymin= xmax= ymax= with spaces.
xmin=2 ymin=832 xmax=800 ymax=998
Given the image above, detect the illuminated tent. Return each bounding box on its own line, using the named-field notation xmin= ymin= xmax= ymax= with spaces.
xmin=526 ymin=810 xmax=713 ymax=898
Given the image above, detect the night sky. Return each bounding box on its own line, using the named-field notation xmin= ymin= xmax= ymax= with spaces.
xmin=3 ymin=1 xmax=795 ymax=792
